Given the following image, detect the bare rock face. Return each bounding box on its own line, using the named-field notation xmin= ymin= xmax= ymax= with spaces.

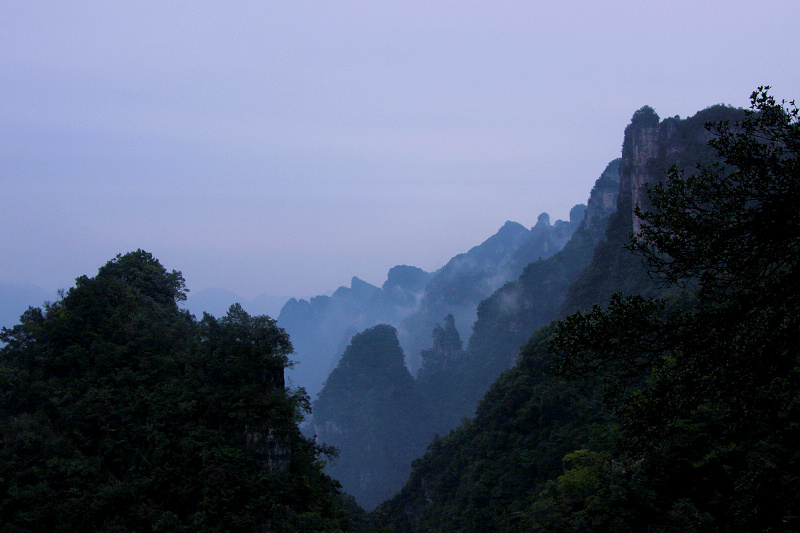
xmin=585 ymin=158 xmax=620 ymax=234
xmin=621 ymin=105 xmax=661 ymax=235
xmin=619 ymin=104 xmax=746 ymax=236
xmin=245 ymin=425 xmax=291 ymax=473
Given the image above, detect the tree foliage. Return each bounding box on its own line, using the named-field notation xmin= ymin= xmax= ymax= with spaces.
xmin=552 ymin=88 xmax=800 ymax=531
xmin=374 ymin=89 xmax=800 ymax=532
xmin=374 ymin=326 xmax=617 ymax=532
xmin=0 ymin=250 xmax=353 ymax=532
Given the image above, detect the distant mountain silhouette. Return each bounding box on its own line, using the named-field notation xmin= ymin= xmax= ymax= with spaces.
xmin=278 ymin=209 xmax=585 ymax=399
xmin=312 ymin=325 xmax=431 ymax=510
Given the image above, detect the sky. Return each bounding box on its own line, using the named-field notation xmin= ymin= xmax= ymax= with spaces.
xmin=2 ymin=1 xmax=799 ymax=300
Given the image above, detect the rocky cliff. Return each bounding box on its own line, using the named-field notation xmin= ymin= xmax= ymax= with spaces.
xmin=562 ymin=104 xmax=745 ymax=313
xmin=373 ymin=102 xmax=751 ymax=532
xmin=621 ymin=106 xmax=661 ymax=235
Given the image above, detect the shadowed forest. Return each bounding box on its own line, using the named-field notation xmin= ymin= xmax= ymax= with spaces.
xmin=2 ymin=88 xmax=798 ymax=532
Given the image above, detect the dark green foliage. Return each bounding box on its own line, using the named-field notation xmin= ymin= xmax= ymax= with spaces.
xmin=374 ymin=328 xmax=616 ymax=532
xmin=0 ymin=250 xmax=354 ymax=532
xmin=551 ymin=88 xmax=800 ymax=531
xmin=313 ymin=325 xmax=433 ymax=511
xmin=464 ymin=221 xmax=602 ymax=383
xmin=373 ymin=92 xmax=792 ymax=531
xmin=558 ymin=207 xmax=656 ymax=314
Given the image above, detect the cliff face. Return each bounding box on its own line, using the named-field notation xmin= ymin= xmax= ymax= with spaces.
xmin=620 ymin=104 xmax=746 ymax=236
xmin=585 ymin=159 xmax=621 ymax=232
xmin=621 ymin=106 xmax=661 ymax=235
xmin=562 ymin=104 xmax=746 ymax=314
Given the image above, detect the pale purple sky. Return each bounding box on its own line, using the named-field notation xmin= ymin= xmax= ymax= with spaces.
xmin=2 ymin=1 xmax=799 ymax=298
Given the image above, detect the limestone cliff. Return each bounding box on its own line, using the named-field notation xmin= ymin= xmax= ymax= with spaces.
xmin=562 ymin=103 xmax=746 ymax=314
xmin=620 ymin=104 xmax=747 ymax=235
xmin=585 ymin=158 xmax=621 ymax=232
xmin=621 ymin=106 xmax=661 ymax=235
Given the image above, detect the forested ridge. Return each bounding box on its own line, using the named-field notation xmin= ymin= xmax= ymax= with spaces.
xmin=0 ymin=251 xmax=357 ymax=532
xmin=375 ymin=89 xmax=800 ymax=531
xmin=2 ymin=88 xmax=797 ymax=532
xmin=310 ymin=162 xmax=618 ymax=510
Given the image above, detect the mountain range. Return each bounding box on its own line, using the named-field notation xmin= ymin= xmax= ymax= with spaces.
xmin=278 ymin=206 xmax=587 ymax=400
xmin=373 ymin=103 xmax=756 ymax=530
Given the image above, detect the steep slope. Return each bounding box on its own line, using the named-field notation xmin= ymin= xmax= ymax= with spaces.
xmin=400 ymin=208 xmax=585 ymax=371
xmin=375 ymin=104 xmax=748 ymax=530
xmin=374 ymin=328 xmax=613 ymax=532
xmin=279 ymin=212 xmax=583 ymax=398
xmin=420 ymin=159 xmax=619 ymax=432
xmin=415 ymin=314 xmax=467 ymax=432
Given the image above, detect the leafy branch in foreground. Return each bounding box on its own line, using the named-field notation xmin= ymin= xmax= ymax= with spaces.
xmin=552 ymin=88 xmax=800 ymax=531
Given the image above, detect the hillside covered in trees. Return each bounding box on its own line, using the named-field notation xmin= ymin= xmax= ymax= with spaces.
xmin=0 ymin=251 xmax=356 ymax=532
xmin=374 ymin=89 xmax=800 ymax=531
xmin=2 ymin=88 xmax=797 ymax=532
xmin=310 ymin=160 xmax=619 ymax=509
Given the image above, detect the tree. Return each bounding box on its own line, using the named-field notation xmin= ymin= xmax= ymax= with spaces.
xmin=0 ymin=251 xmax=352 ymax=532
xmin=552 ymin=88 xmax=800 ymax=531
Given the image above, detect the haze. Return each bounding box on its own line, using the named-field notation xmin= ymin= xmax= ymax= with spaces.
xmin=3 ymin=1 xmax=799 ymax=300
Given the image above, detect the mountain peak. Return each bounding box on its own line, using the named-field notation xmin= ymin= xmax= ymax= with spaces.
xmin=499 ymin=220 xmax=529 ymax=233
xmin=382 ymin=265 xmax=432 ymax=292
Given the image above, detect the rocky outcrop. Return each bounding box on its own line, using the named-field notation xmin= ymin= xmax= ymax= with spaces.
xmin=621 ymin=106 xmax=661 ymax=234
xmin=585 ymin=158 xmax=621 ymax=232
xmin=620 ymin=104 xmax=745 ymax=235
xmin=562 ymin=104 xmax=747 ymax=315
xmin=245 ymin=425 xmax=291 ymax=473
